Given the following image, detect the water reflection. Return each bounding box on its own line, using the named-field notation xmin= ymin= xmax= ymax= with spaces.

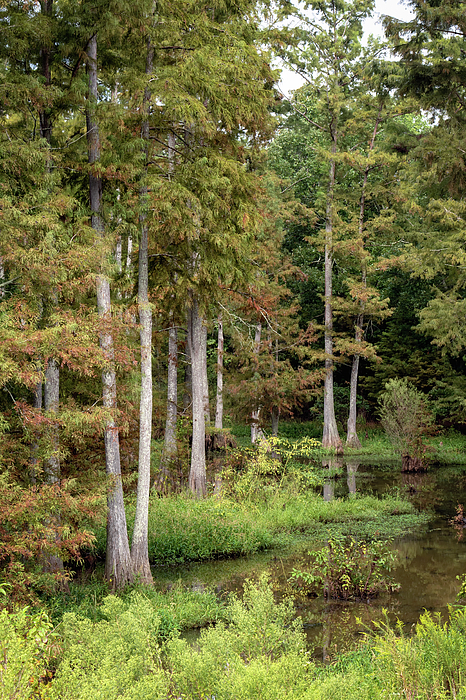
xmin=346 ymin=460 xmax=359 ymax=496
xmin=154 ymin=462 xmax=466 ymax=661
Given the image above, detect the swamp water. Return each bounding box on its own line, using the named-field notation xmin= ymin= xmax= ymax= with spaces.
xmin=153 ymin=462 xmax=466 ymax=661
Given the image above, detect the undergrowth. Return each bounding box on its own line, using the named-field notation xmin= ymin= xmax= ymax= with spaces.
xmin=7 ymin=578 xmax=466 ymax=699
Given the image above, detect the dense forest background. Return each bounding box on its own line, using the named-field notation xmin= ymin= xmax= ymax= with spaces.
xmin=2 ymin=0 xmax=466 ymax=594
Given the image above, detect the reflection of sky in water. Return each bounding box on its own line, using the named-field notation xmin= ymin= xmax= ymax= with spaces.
xmin=155 ymin=464 xmax=466 ymax=662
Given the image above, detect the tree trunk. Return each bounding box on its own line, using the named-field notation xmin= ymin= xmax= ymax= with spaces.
xmin=251 ymin=322 xmax=263 ymax=444
xmin=346 ymin=109 xmax=381 ymax=449
xmin=271 ymin=406 xmax=279 ymax=436
xmin=158 ymin=317 xmax=178 ymax=490
xmin=184 ymin=322 xmax=192 ymax=412
xmin=188 ymin=296 xmax=206 ymax=496
xmin=346 ymin=325 xmax=362 ymax=449
xmin=201 ymin=321 xmax=210 ymax=423
xmin=158 ymin=132 xmax=178 ymax=491
xmin=87 ymin=33 xmax=133 ymax=588
xmin=322 ymin=145 xmax=342 ymax=449
xmin=215 ymin=314 xmax=223 ymax=430
xmin=43 ymin=358 xmax=65 ymax=577
xmin=44 ymin=359 xmax=60 ymax=484
xmin=40 ymin=0 xmax=64 ymax=578
xmin=131 ymin=36 xmax=154 ymax=585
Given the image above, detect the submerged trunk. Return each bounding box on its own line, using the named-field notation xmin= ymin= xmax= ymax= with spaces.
xmin=188 ymin=296 xmax=206 ymax=496
xmin=87 ymin=33 xmax=133 ymax=588
xmin=322 ymin=147 xmax=342 ymax=449
xmin=346 ymin=460 xmax=359 ymax=495
xmin=131 ymin=37 xmax=154 ymax=585
xmin=215 ymin=314 xmax=223 ymax=430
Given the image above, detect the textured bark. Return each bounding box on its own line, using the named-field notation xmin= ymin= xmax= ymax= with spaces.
xmin=346 ymin=110 xmax=381 ymax=449
xmin=188 ymin=296 xmax=206 ymax=496
xmin=322 ymin=141 xmax=342 ymax=449
xmin=131 ymin=37 xmax=154 ymax=584
xmin=271 ymin=406 xmax=280 ymax=437
xmin=201 ymin=321 xmax=210 ymax=423
xmin=158 ymin=318 xmax=178 ymax=491
xmin=251 ymin=322 xmax=262 ymax=444
xmin=215 ymin=314 xmax=223 ymax=430
xmin=87 ymin=33 xmax=133 ymax=588
xmin=39 ymin=0 xmax=64 ymax=579
xmin=43 ymin=358 xmax=65 ymax=576
xmin=184 ymin=323 xmax=192 ymax=411
xmin=158 ymin=132 xmax=178 ymax=491
xmin=346 ymin=335 xmax=362 ymax=449
xmin=44 ymin=358 xmax=60 ymax=483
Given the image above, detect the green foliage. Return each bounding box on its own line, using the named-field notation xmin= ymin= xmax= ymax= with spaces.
xmin=224 ymin=436 xmax=322 ymax=504
xmin=13 ymin=577 xmax=466 ymax=700
xmin=372 ymin=608 xmax=466 ymax=700
xmin=45 ymin=577 xmax=225 ymax=639
xmin=166 ymin=575 xmax=312 ymax=700
xmin=379 ymin=378 xmax=433 ymax=460
xmin=290 ymin=536 xmax=399 ymax=600
xmin=49 ymin=594 xmax=169 ymax=700
xmin=0 ymin=605 xmax=56 ymax=699
xmin=94 ymin=480 xmax=427 ymax=569
xmin=275 ymin=420 xmax=322 ymax=439
xmin=113 ymin=494 xmax=274 ymax=565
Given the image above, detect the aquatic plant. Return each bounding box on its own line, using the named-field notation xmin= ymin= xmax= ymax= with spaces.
xmin=289 ymin=536 xmax=399 ymax=600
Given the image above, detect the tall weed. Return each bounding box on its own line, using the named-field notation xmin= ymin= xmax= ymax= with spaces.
xmin=373 ymin=609 xmax=466 ymax=699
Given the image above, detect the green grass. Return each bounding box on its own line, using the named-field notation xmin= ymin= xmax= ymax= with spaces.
xmin=91 ymin=490 xmax=430 ymax=569
xmin=231 ymin=420 xmax=466 ymax=465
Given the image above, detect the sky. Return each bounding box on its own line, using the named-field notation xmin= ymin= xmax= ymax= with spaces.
xmin=278 ymin=0 xmax=415 ymax=97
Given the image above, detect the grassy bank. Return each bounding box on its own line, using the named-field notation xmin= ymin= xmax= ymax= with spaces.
xmin=231 ymin=420 xmax=466 ymax=464
xmin=90 ymin=490 xmax=429 ymax=567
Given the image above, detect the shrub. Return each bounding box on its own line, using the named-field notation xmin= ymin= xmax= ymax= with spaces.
xmin=166 ymin=575 xmax=313 ymax=700
xmin=49 ymin=594 xmax=169 ymax=700
xmin=0 ymin=604 xmax=56 ymax=699
xmin=372 ymin=608 xmax=466 ymax=699
xmin=379 ymin=378 xmax=433 ymax=470
xmin=290 ymin=536 xmax=399 ymax=600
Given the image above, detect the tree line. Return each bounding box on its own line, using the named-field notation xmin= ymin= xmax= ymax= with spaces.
xmin=1 ymin=0 xmax=465 ymax=593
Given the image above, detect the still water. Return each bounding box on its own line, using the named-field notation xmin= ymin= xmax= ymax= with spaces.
xmin=153 ymin=462 xmax=466 ymax=660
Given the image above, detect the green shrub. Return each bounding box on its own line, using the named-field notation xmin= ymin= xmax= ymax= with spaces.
xmin=166 ymin=575 xmax=314 ymax=700
xmin=49 ymin=594 xmax=169 ymax=700
xmin=379 ymin=378 xmax=433 ymax=465
xmin=290 ymin=536 xmax=399 ymax=599
xmin=0 ymin=605 xmax=55 ymax=699
xmin=224 ymin=436 xmax=322 ymax=504
xmin=372 ymin=608 xmax=466 ymax=699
